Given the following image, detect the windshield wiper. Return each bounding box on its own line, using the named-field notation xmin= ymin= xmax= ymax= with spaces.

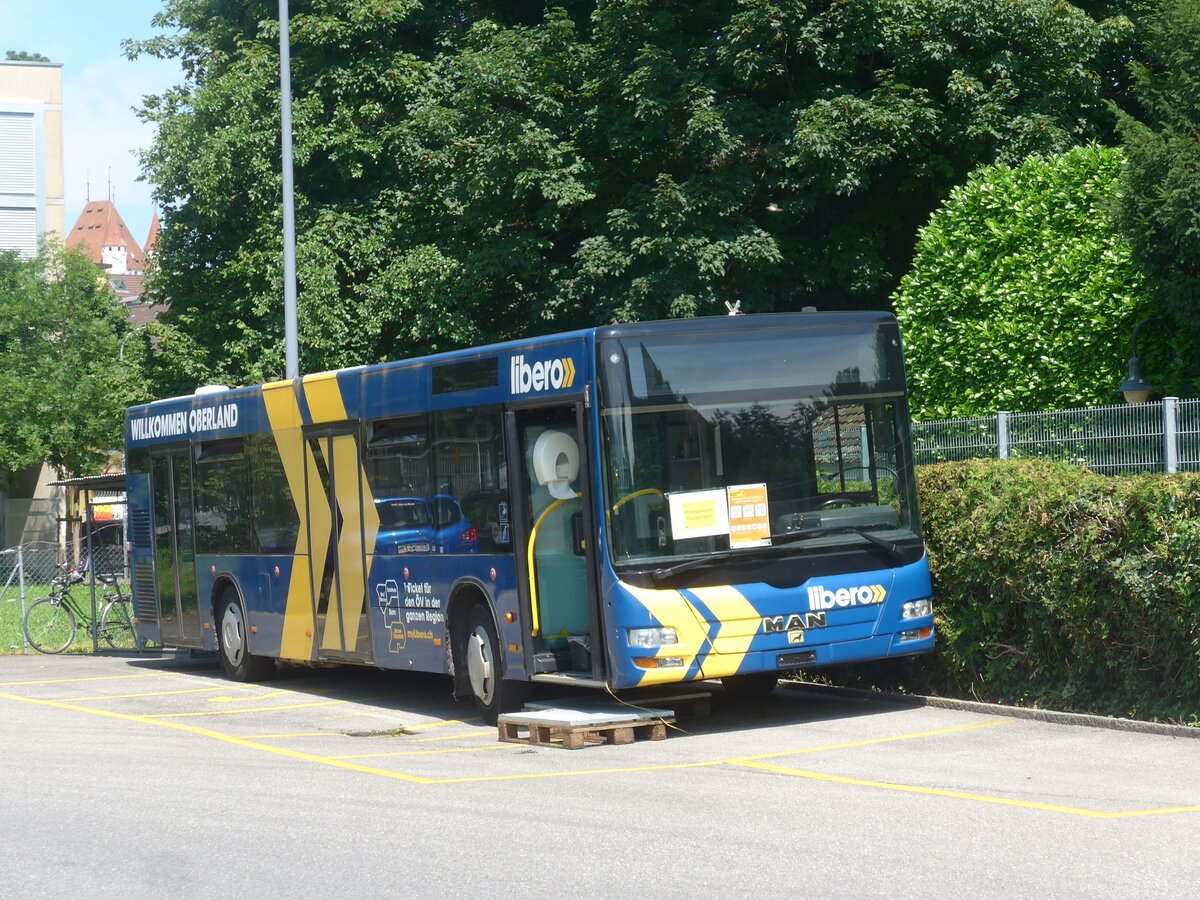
xmin=651 ymin=525 xmax=906 ymax=584
xmin=771 ymin=525 xmax=906 ymax=561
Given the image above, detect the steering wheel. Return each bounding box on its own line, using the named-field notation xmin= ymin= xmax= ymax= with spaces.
xmin=817 ymin=498 xmax=858 ymax=509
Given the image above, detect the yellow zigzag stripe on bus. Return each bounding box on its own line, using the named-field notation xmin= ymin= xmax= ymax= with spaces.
xmin=561 ymin=357 xmax=575 ymax=387
xmin=262 ymin=380 xmax=317 ymax=661
xmin=620 ymin=583 xmax=706 ymax=686
xmin=621 ymin=583 xmax=762 ymax=684
xmin=687 ymin=585 xmax=759 ymax=677
xmin=323 ymin=432 xmax=378 ymax=653
xmin=302 ymin=371 xmax=348 ymax=424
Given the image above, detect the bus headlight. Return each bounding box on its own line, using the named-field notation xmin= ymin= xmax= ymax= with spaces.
xmin=901 ymin=598 xmax=933 ymax=620
xmin=627 ymin=627 xmax=678 ymax=648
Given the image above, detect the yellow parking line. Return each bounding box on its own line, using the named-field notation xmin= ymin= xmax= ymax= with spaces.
xmin=329 ymin=745 xmax=510 ymax=760
xmin=431 ymin=760 xmax=725 ymax=783
xmin=70 ymin=686 xmax=249 ymax=701
xmin=131 ymin=692 xmax=398 ymax=718
xmin=4 ymin=688 xmax=1198 ymax=815
xmin=735 ymin=761 xmax=1200 ymax=818
xmin=408 ymin=731 xmax=490 ymax=742
xmin=733 ymin=719 xmax=1011 ymax=763
xmin=139 ymin=698 xmax=357 ymax=717
xmin=0 ymin=691 xmax=431 ymax=784
xmin=404 ymin=718 xmax=481 ymax=730
xmin=0 ymin=673 xmax=166 ymax=687
xmin=209 ymin=690 xmax=310 ymax=703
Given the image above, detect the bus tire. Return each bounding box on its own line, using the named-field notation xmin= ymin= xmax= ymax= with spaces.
xmin=217 ymin=590 xmax=274 ymax=682
xmin=462 ymin=603 xmax=524 ymax=726
xmin=720 ymin=671 xmax=779 ymax=701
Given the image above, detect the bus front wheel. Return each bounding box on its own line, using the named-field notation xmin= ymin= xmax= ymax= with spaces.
xmin=462 ymin=603 xmax=524 ymax=726
xmin=217 ymin=591 xmax=275 ymax=682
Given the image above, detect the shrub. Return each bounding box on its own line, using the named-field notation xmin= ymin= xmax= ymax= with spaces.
xmin=893 ymin=146 xmax=1156 ymax=419
xmin=824 ymin=458 xmax=1200 ymax=724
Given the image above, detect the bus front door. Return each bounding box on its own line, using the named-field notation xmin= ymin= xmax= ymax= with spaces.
xmin=305 ymin=427 xmax=374 ymax=663
xmin=149 ymin=448 xmax=201 ymax=647
xmin=509 ymin=403 xmax=601 ymax=679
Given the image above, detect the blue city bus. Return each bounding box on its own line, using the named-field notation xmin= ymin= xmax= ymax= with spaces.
xmin=124 ymin=311 xmax=933 ymax=723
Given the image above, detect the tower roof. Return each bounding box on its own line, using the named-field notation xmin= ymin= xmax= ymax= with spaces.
xmin=144 ymin=212 xmax=161 ymax=255
xmin=66 ymin=201 xmax=145 ymax=272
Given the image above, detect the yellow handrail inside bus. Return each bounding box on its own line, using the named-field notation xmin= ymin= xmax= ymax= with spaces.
xmin=612 ymin=488 xmax=664 ymax=511
xmin=527 ymin=492 xmax=582 ymax=638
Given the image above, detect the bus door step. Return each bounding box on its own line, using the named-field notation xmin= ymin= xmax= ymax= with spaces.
xmin=532 ymin=648 xmax=571 ymax=673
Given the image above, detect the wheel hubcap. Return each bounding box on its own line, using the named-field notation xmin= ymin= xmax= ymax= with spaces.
xmin=221 ymin=604 xmax=246 ymax=666
xmin=466 ymin=625 xmax=494 ymax=705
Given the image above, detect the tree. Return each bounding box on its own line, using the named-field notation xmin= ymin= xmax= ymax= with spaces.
xmin=129 ymin=0 xmax=1131 ymax=390
xmin=893 ymin=145 xmax=1154 ymax=419
xmin=0 ymin=246 xmax=149 ymax=477
xmin=1115 ymin=0 xmax=1200 ymax=394
xmin=4 ymin=51 xmax=51 ymax=62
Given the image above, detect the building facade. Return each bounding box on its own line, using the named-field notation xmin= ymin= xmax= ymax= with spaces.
xmin=0 ymin=60 xmax=65 ymax=256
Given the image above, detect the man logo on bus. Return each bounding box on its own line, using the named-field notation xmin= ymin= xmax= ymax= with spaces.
xmin=510 ymin=354 xmax=576 ymax=394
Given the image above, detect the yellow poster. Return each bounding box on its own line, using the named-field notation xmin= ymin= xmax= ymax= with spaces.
xmin=727 ymin=483 xmax=770 ymax=548
xmin=668 ymin=488 xmax=730 ymax=539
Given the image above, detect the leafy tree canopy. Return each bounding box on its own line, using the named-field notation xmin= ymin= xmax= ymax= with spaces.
xmin=0 ymin=246 xmax=149 ymax=476
xmin=894 ymin=145 xmax=1156 ymax=420
xmin=129 ymin=0 xmax=1132 ymax=390
xmin=4 ymin=51 xmax=52 ymax=62
xmin=1115 ymin=0 xmax=1200 ymax=393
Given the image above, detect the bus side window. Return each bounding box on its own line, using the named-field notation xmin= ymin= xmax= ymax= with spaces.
xmin=432 ymin=406 xmax=509 ymax=553
xmin=247 ymin=433 xmax=300 ymax=554
xmin=194 ymin=438 xmax=251 ymax=554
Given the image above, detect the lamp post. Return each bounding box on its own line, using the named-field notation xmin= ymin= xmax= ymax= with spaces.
xmin=279 ymin=0 xmax=299 ymax=380
xmin=1118 ymin=317 xmax=1167 ymax=404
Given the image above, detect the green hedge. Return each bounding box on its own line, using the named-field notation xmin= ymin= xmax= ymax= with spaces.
xmin=826 ymin=458 xmax=1200 ymax=724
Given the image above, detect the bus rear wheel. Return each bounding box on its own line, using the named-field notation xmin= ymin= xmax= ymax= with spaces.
xmin=462 ymin=603 xmax=524 ymax=726
xmin=217 ymin=591 xmax=274 ymax=682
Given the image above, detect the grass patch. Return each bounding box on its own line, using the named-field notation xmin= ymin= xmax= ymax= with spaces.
xmin=1 ymin=584 xmax=51 ymax=654
xmin=1 ymin=584 xmax=140 ymax=654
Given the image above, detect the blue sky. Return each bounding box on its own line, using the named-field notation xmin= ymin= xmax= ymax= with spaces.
xmin=2 ymin=0 xmax=181 ymax=244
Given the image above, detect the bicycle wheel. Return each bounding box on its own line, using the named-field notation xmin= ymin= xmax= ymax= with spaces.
xmin=99 ymin=598 xmax=137 ymax=650
xmin=24 ymin=598 xmax=77 ymax=654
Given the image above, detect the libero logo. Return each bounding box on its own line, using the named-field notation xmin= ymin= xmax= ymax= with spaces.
xmin=510 ymin=354 xmax=576 ymax=395
xmin=807 ymin=583 xmax=886 ymax=611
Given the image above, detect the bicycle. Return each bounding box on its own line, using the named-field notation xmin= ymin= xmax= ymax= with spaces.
xmin=22 ymin=565 xmax=146 ymax=654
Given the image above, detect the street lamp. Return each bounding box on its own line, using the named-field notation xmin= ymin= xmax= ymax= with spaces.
xmin=1118 ymin=317 xmax=1167 ymax=404
xmin=279 ymin=0 xmax=298 ymax=380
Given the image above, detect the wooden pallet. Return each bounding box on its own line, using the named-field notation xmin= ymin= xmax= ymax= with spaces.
xmin=498 ymin=707 xmax=674 ymax=750
xmin=526 ymin=690 xmax=712 ymax=720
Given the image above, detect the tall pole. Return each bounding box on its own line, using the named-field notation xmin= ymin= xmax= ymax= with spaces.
xmin=279 ymin=0 xmax=299 ymax=379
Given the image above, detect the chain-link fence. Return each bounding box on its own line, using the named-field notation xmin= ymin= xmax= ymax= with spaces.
xmin=913 ymin=397 xmax=1200 ymax=475
xmin=2 ymin=523 xmax=131 ymax=654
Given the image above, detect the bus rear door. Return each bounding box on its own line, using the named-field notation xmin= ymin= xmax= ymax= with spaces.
xmin=304 ymin=425 xmax=375 ymax=663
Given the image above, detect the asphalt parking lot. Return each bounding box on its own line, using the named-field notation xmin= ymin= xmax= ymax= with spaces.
xmin=2 ymin=652 xmax=1199 ymax=897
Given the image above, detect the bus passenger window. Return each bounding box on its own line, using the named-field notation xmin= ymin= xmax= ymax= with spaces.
xmin=432 ymin=406 xmax=508 ymax=553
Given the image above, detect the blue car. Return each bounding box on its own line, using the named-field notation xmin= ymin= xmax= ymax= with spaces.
xmin=374 ymin=495 xmax=479 ymax=554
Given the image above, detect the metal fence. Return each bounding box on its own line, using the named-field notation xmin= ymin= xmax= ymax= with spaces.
xmin=1 ymin=524 xmax=130 ymax=653
xmin=913 ymin=397 xmax=1200 ymax=475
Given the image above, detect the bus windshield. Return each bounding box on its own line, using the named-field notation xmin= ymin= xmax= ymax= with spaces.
xmin=598 ymin=323 xmax=921 ymax=569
